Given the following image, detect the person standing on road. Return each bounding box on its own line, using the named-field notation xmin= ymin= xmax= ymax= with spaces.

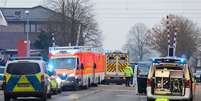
xmin=124 ymin=64 xmax=133 ymax=87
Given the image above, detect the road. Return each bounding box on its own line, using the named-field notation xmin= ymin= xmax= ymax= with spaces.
xmin=0 ymin=84 xmax=200 ymax=101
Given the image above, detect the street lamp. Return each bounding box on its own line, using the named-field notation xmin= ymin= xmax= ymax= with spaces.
xmin=25 ymin=10 xmax=30 ymax=57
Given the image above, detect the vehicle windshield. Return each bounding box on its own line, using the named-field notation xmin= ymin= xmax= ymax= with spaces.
xmin=7 ymin=62 xmax=40 ymax=75
xmin=49 ymin=58 xmax=76 ymax=69
xmin=138 ymin=63 xmax=150 ymax=75
xmin=0 ymin=67 xmax=4 ymax=73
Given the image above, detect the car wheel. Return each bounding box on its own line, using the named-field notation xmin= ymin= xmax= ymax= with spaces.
xmin=4 ymin=95 xmax=10 ymax=101
xmin=41 ymin=93 xmax=47 ymax=101
xmin=187 ymin=97 xmax=193 ymax=101
xmin=147 ymin=98 xmax=155 ymax=101
xmin=74 ymin=83 xmax=80 ymax=91
xmin=88 ymin=78 xmax=91 ymax=87
xmin=12 ymin=97 xmax=17 ymax=100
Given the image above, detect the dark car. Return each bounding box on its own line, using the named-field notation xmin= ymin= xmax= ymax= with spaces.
xmin=136 ymin=62 xmax=151 ymax=94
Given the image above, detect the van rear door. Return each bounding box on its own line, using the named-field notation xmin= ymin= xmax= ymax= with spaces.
xmin=5 ymin=62 xmax=43 ymax=92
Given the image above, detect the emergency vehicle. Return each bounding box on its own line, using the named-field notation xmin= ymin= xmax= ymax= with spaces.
xmin=48 ymin=46 xmax=106 ymax=90
xmin=103 ymin=51 xmax=128 ymax=84
xmin=3 ymin=57 xmax=52 ymax=101
xmin=147 ymin=57 xmax=196 ymax=101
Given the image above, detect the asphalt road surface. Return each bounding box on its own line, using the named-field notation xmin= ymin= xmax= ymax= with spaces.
xmin=0 ymin=84 xmax=200 ymax=101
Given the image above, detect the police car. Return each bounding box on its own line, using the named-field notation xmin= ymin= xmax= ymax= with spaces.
xmin=147 ymin=57 xmax=195 ymax=101
xmin=3 ymin=57 xmax=52 ymax=101
xmin=0 ymin=66 xmax=5 ymax=90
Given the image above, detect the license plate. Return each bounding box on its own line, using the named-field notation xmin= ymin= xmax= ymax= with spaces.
xmin=17 ymin=84 xmax=30 ymax=87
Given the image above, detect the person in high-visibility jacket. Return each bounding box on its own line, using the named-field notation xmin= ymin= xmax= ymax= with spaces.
xmin=124 ymin=64 xmax=133 ymax=87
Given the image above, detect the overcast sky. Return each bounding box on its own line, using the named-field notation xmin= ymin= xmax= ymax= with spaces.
xmin=1 ymin=0 xmax=201 ymax=50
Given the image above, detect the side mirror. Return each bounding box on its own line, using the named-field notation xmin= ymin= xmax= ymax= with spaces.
xmin=81 ymin=64 xmax=84 ymax=70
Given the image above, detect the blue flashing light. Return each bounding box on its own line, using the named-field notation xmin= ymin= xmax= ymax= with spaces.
xmin=152 ymin=58 xmax=156 ymax=63
xmin=105 ymin=50 xmax=110 ymax=53
xmin=47 ymin=64 xmax=55 ymax=75
xmin=60 ymin=73 xmax=68 ymax=80
xmin=180 ymin=58 xmax=185 ymax=64
xmin=48 ymin=64 xmax=54 ymax=71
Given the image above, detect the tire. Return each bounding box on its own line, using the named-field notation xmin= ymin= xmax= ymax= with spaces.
xmin=12 ymin=97 xmax=17 ymax=100
xmin=98 ymin=77 xmax=101 ymax=84
xmin=47 ymin=93 xmax=52 ymax=99
xmin=4 ymin=95 xmax=10 ymax=101
xmin=147 ymin=98 xmax=155 ymax=101
xmin=187 ymin=97 xmax=193 ymax=101
xmin=41 ymin=94 xmax=47 ymax=101
xmin=88 ymin=79 xmax=91 ymax=87
xmin=74 ymin=83 xmax=80 ymax=91
xmin=94 ymin=83 xmax=98 ymax=87
xmin=85 ymin=81 xmax=89 ymax=89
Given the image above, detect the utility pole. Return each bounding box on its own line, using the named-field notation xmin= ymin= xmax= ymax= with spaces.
xmin=173 ymin=26 xmax=177 ymax=57
xmin=25 ymin=10 xmax=30 ymax=57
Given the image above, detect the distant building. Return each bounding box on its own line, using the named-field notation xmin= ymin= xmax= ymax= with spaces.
xmin=0 ymin=6 xmax=57 ymax=49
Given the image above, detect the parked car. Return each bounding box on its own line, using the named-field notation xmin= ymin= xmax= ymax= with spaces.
xmin=135 ymin=62 xmax=151 ymax=94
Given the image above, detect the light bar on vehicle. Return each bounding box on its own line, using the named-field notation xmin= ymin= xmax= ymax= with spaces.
xmin=152 ymin=57 xmax=186 ymax=64
xmin=9 ymin=57 xmax=44 ymax=61
xmin=49 ymin=46 xmax=104 ymax=54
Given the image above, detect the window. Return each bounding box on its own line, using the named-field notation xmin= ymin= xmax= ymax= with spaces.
xmin=0 ymin=68 xmax=4 ymax=73
xmin=49 ymin=58 xmax=76 ymax=69
xmin=7 ymin=62 xmax=40 ymax=75
xmin=31 ymin=24 xmax=36 ymax=32
xmin=137 ymin=63 xmax=151 ymax=75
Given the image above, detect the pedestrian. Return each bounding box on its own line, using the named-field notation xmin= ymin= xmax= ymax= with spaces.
xmin=124 ymin=64 xmax=133 ymax=87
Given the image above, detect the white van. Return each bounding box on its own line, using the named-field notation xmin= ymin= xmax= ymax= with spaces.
xmin=147 ymin=57 xmax=196 ymax=101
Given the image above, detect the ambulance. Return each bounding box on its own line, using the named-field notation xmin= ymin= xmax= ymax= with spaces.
xmin=103 ymin=51 xmax=128 ymax=84
xmin=48 ymin=46 xmax=106 ymax=90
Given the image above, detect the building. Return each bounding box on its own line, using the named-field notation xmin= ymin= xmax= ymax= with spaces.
xmin=0 ymin=6 xmax=57 ymax=49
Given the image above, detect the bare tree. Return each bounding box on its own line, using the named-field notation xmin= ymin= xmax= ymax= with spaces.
xmin=125 ymin=23 xmax=149 ymax=61
xmin=148 ymin=14 xmax=201 ymax=59
xmin=83 ymin=19 xmax=103 ymax=47
xmin=45 ymin=0 xmax=103 ymax=46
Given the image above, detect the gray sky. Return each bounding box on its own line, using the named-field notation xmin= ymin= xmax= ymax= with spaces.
xmin=1 ymin=0 xmax=201 ymax=50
